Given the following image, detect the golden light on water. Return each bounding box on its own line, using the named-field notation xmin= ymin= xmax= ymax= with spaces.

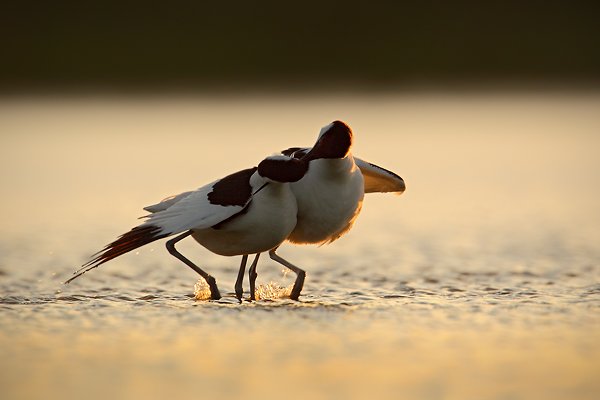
xmin=1 ymin=93 xmax=599 ymax=400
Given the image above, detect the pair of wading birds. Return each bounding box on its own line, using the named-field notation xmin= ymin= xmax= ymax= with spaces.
xmin=67 ymin=120 xmax=405 ymax=301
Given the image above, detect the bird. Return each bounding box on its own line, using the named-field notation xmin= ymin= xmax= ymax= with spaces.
xmin=239 ymin=120 xmax=406 ymax=301
xmin=65 ymin=154 xmax=310 ymax=301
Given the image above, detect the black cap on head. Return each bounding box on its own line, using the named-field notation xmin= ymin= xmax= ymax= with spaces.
xmin=304 ymin=120 xmax=353 ymax=161
xmin=258 ymin=156 xmax=309 ymax=183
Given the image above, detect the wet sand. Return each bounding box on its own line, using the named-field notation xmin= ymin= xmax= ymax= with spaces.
xmin=1 ymin=93 xmax=599 ymax=399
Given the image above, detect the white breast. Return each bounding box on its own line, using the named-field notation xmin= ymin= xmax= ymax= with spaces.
xmin=287 ymin=156 xmax=365 ymax=244
xmin=192 ymin=182 xmax=298 ymax=256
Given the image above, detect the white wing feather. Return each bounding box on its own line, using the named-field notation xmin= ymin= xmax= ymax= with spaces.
xmin=354 ymin=157 xmax=405 ymax=194
xmin=143 ymin=191 xmax=194 ymax=213
xmin=141 ymin=179 xmax=249 ymax=235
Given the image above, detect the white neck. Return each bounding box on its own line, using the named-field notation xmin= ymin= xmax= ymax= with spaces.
xmin=310 ymin=155 xmax=356 ymax=178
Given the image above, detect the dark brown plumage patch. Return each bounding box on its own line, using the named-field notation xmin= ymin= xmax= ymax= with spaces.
xmin=314 ymin=120 xmax=352 ymax=159
xmin=66 ymin=225 xmax=168 ymax=283
xmin=91 ymin=225 xmax=167 ymax=264
xmin=281 ymin=121 xmax=352 ymax=161
xmin=207 ymin=167 xmax=257 ymax=207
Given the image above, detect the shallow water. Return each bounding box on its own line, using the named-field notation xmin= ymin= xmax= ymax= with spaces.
xmin=1 ymin=93 xmax=599 ymax=399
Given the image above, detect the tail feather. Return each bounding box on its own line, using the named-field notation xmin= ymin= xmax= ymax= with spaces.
xmin=66 ymin=225 xmax=169 ymax=284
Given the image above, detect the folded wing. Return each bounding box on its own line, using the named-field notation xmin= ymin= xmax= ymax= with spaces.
xmin=143 ymin=191 xmax=194 ymax=213
xmin=67 ymin=167 xmax=257 ymax=283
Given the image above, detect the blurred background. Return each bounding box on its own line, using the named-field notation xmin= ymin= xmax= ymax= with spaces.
xmin=1 ymin=0 xmax=599 ymax=92
xmin=1 ymin=2 xmax=599 ymax=400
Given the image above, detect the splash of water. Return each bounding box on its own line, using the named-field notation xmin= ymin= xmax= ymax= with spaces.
xmin=255 ymin=282 xmax=292 ymax=300
xmin=193 ymin=279 xmax=292 ymax=301
xmin=193 ymin=279 xmax=212 ymax=300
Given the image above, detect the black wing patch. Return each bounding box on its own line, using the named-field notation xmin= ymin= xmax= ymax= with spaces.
xmin=207 ymin=167 xmax=257 ymax=207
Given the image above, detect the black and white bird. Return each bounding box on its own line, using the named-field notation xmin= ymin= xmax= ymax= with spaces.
xmin=65 ymin=155 xmax=309 ymax=300
xmin=240 ymin=120 xmax=406 ymax=300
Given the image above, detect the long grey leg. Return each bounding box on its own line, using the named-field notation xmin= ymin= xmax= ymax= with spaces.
xmin=166 ymin=230 xmax=221 ymax=300
xmin=234 ymin=255 xmax=248 ymax=302
xmin=268 ymin=248 xmax=305 ymax=300
xmin=248 ymin=253 xmax=260 ymax=301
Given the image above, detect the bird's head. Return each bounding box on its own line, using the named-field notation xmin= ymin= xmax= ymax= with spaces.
xmin=302 ymin=120 xmax=353 ymax=161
